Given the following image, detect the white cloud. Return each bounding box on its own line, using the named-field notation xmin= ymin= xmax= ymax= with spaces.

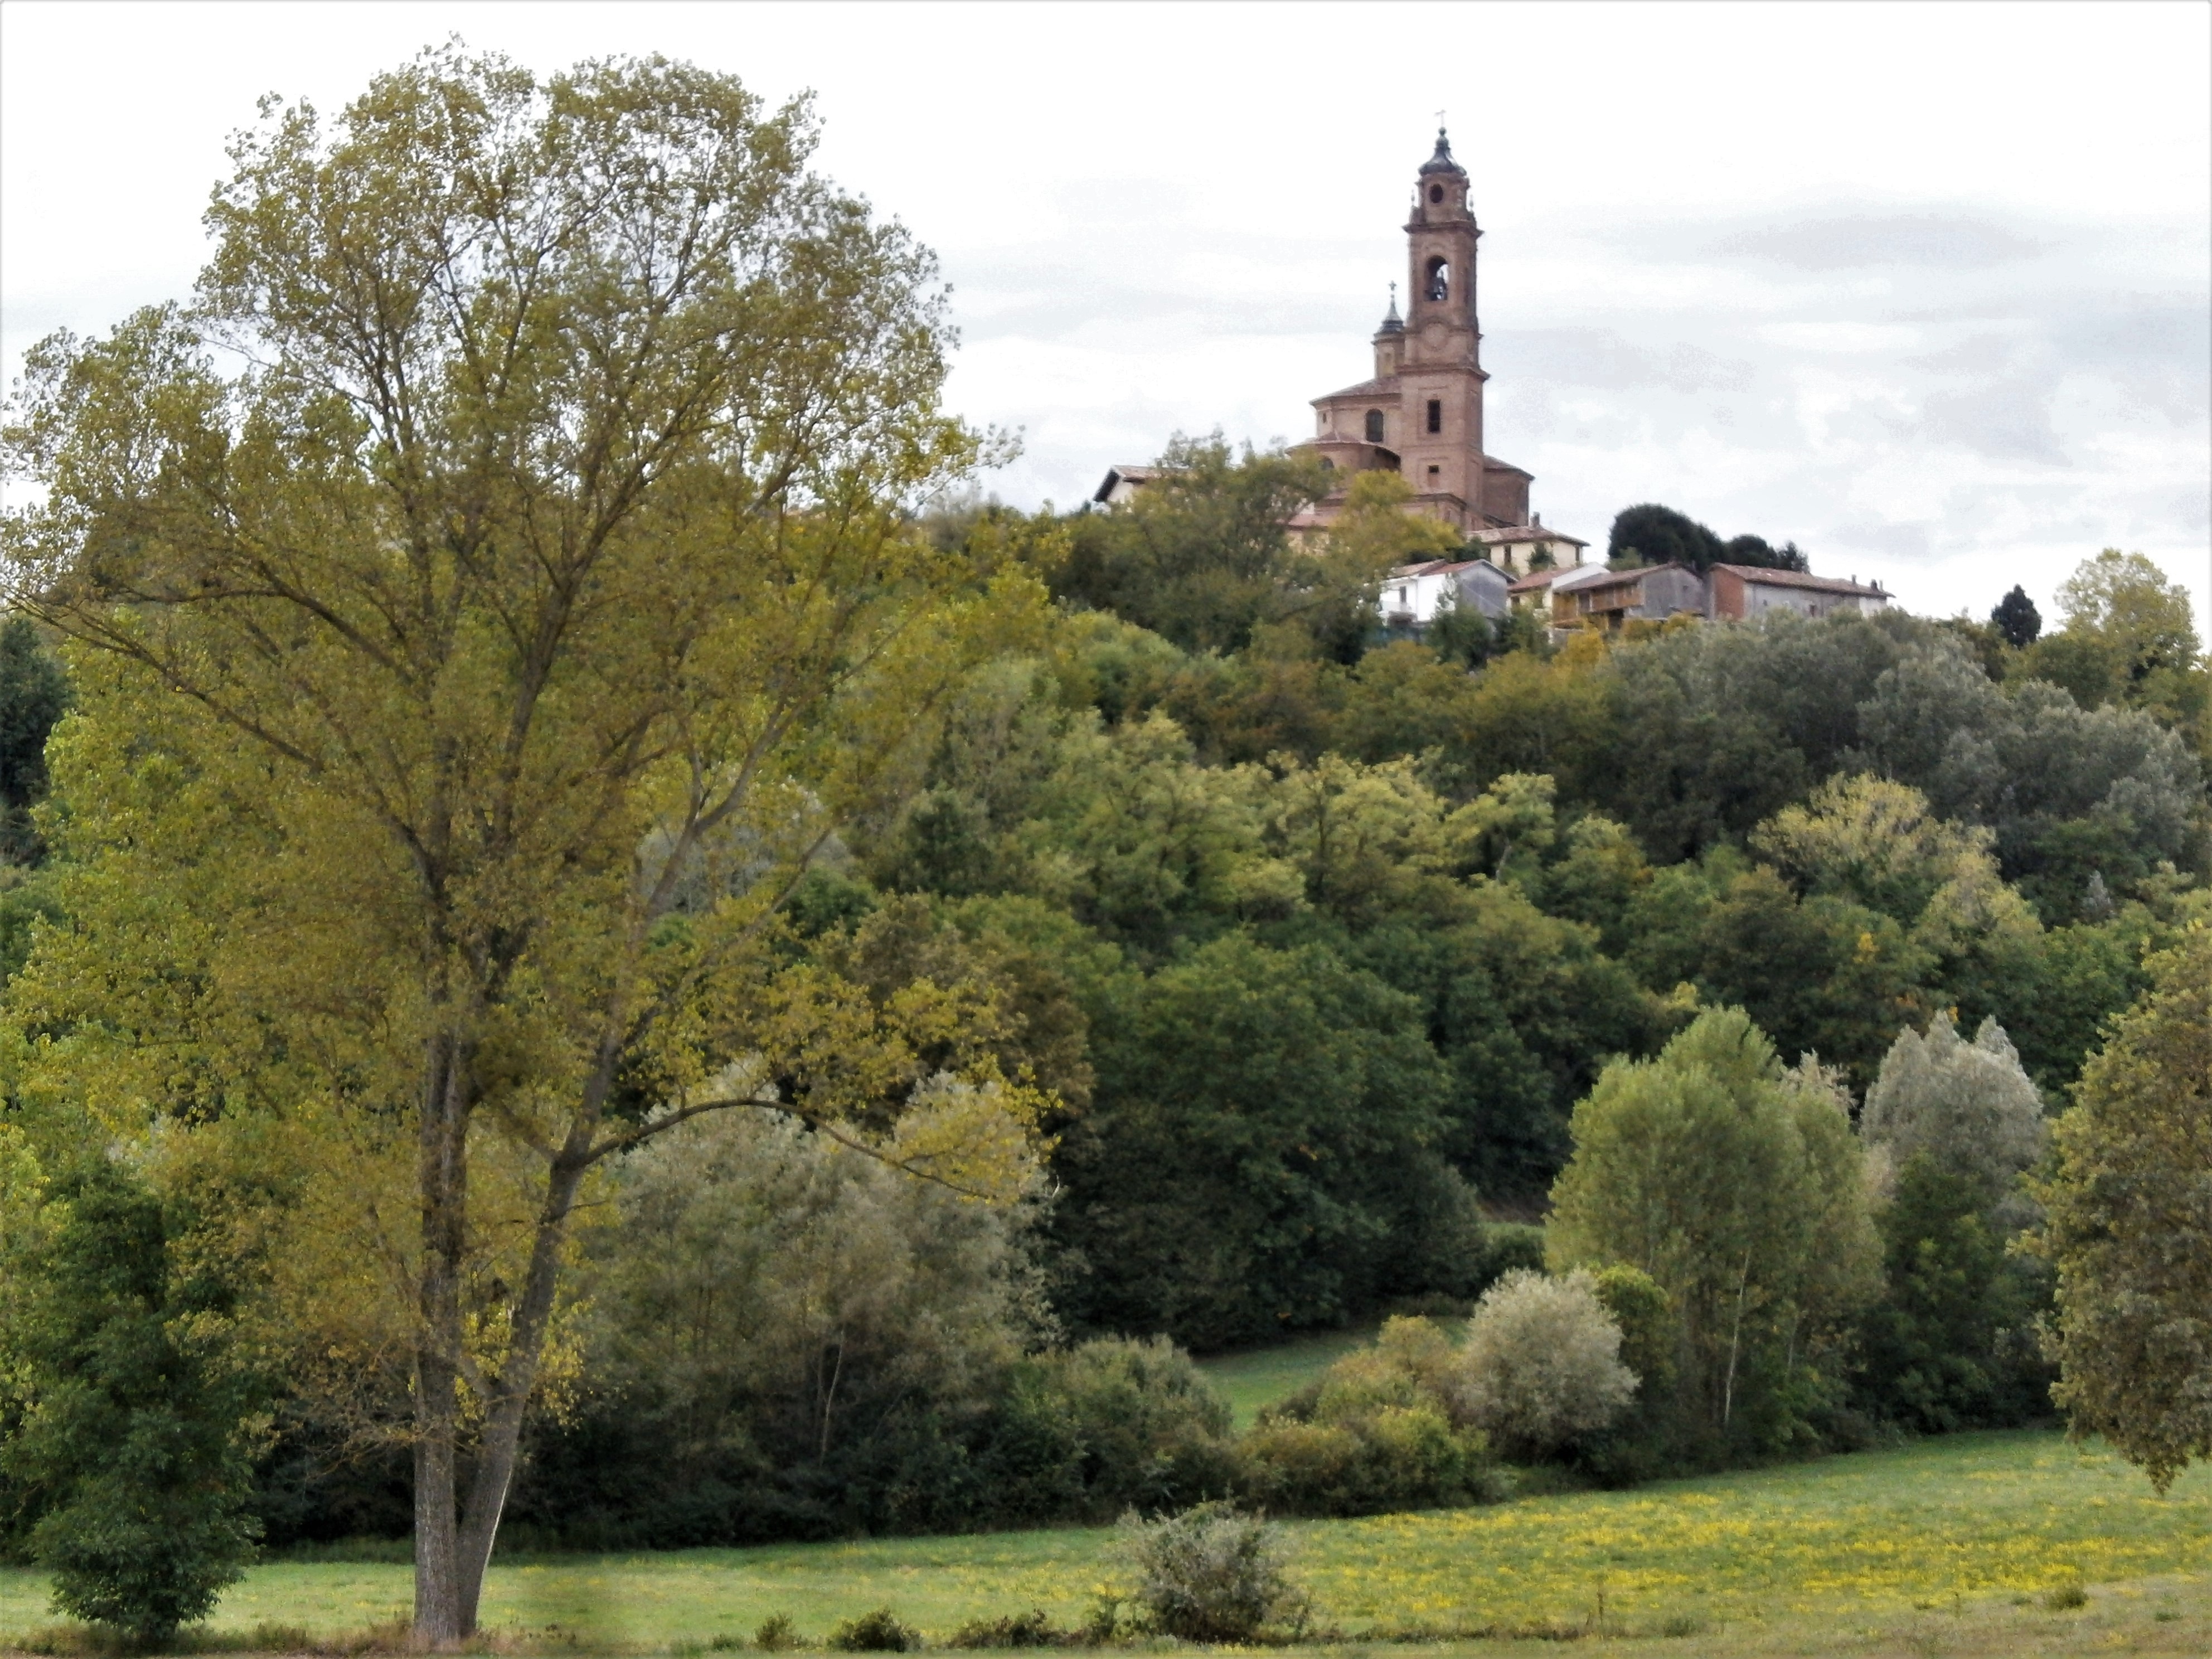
xmin=4 ymin=0 xmax=2205 ymax=632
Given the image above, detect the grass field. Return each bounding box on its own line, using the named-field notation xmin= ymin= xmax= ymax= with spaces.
xmin=1191 ymin=1327 xmax=1378 ymax=1428
xmin=2 ymin=1432 xmax=2208 ymax=1655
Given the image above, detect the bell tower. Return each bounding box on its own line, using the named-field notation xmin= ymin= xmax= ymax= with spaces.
xmin=1404 ymin=129 xmax=1481 ymax=371
xmin=1393 ymin=128 xmax=1492 ymax=520
xmin=1302 ymin=128 xmax=1533 ymax=534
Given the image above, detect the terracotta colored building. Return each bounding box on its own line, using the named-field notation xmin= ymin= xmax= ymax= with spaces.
xmin=1298 ymin=131 xmax=1537 ymax=536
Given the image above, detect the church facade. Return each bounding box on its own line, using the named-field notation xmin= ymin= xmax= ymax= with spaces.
xmin=1297 ymin=131 xmax=1546 ymax=540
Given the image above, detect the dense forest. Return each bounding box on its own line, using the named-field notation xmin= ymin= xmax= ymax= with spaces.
xmin=3 ymin=449 xmax=2203 ymax=1551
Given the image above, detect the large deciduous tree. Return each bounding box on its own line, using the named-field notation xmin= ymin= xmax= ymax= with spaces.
xmin=2030 ymin=923 xmax=2212 ymax=1492
xmin=2 ymin=48 xmax=1043 ymax=1642
xmin=1546 ymin=1008 xmax=1879 ymax=1457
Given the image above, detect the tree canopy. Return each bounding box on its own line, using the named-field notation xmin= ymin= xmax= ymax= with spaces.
xmin=1607 ymin=503 xmax=1808 ymax=575
xmin=2032 ymin=922 xmax=2212 ymax=1492
xmin=2 ymin=45 xmax=1045 ymax=1642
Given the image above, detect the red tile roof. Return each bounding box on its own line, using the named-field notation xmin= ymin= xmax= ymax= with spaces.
xmin=1714 ymin=564 xmax=1887 ymax=596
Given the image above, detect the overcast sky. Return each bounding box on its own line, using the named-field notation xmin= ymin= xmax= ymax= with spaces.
xmin=4 ymin=1 xmax=2207 ymax=633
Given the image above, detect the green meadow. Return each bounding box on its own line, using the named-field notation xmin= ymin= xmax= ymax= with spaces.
xmin=4 ymin=1431 xmax=2208 ymax=1655
xmin=1191 ymin=1328 xmax=1380 ymax=1429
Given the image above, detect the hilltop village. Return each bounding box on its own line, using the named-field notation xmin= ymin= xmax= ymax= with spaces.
xmin=1094 ymin=131 xmax=1893 ymax=637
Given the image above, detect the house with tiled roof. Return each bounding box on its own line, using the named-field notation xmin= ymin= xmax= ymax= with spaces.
xmin=1708 ymin=564 xmax=1890 ymax=620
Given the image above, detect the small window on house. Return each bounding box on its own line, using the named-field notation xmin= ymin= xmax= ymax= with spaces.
xmin=1365 ymin=409 xmax=1385 ymax=444
xmin=1427 ymin=399 xmax=1442 ymax=433
xmin=1428 ymin=185 xmax=1443 ymax=203
xmin=1427 ymin=464 xmax=1440 ymax=476
xmin=1425 ymin=257 xmax=1449 ymax=302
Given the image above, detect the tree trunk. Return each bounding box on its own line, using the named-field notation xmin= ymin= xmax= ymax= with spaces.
xmin=450 ymin=1149 xmax=590 ymax=1631
xmin=413 ymin=1036 xmax=473 ymax=1648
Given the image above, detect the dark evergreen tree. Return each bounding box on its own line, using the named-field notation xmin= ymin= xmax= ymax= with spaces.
xmin=1991 ymin=584 xmax=2043 ymax=649
xmin=1607 ymin=507 xmax=1811 ymax=575
xmin=1608 ymin=503 xmax=1725 ymax=571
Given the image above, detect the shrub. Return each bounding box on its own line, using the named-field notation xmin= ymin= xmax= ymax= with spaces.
xmin=1238 ymin=1318 xmax=1496 ymax=1515
xmin=1031 ymin=1336 xmax=1237 ymax=1515
xmin=1455 ymin=1270 xmax=1635 ymax=1459
xmin=754 ymin=1613 xmax=800 ymax=1651
xmin=1239 ymin=1405 xmax=1495 ymax=1517
xmin=1118 ymin=1501 xmax=1308 ymax=1642
xmin=828 ymin=1608 xmax=921 ymax=1652
xmin=945 ymin=1609 xmax=1065 ymax=1648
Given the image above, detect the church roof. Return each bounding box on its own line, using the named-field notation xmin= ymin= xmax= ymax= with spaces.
xmin=1418 ymin=129 xmax=1466 ymax=176
xmin=1470 ymin=521 xmax=1590 ymax=549
xmin=1315 ymin=376 xmax=1401 ymax=402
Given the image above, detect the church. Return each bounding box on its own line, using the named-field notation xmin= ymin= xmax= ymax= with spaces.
xmin=1093 ymin=132 xmax=1896 ymax=633
xmin=1097 ymin=130 xmax=1589 ymax=576
xmin=1297 ymin=128 xmax=1550 ymax=542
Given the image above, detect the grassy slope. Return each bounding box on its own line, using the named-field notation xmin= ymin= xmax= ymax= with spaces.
xmin=3 ymin=1430 xmax=2207 ymax=1653
xmin=1192 ymin=1327 xmax=1376 ymax=1429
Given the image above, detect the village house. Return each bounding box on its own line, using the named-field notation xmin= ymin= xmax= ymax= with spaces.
xmin=1549 ymin=562 xmax=1890 ymax=632
xmin=1380 ymin=557 xmax=1512 ymax=630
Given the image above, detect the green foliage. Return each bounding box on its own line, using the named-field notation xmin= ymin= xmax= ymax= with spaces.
xmin=1117 ymin=1501 xmax=1307 ymax=1641
xmin=754 ymin=1613 xmax=801 ymax=1651
xmin=1051 ymin=930 xmax=1464 ymax=1347
xmin=1852 ymin=1011 xmax=2056 ymax=1438
xmin=0 ymin=1155 xmax=262 ymax=1642
xmin=1991 ymin=585 xmax=2042 ymax=650
xmin=504 ymin=1105 xmax=1051 ymax=1546
xmin=1426 ymin=596 xmax=1496 ymax=668
xmin=1607 ymin=504 xmax=1807 ymax=576
xmin=2012 ymin=549 xmax=2210 ymax=756
xmin=1005 ymin=1337 xmax=1238 ymax=1520
xmin=2 ymin=43 xmax=1053 ymax=1641
xmin=1453 ymin=1270 xmax=1635 ymax=1460
xmin=945 ymin=1608 xmax=1068 ymax=1648
xmin=1548 ymin=1010 xmax=1880 ymax=1459
xmin=1482 ymin=1224 xmax=1550 ymax=1286
xmin=1854 ymin=1153 xmax=2054 ymax=1432
xmin=1055 ymin=435 xmax=1337 ymax=656
xmin=827 ymin=1608 xmax=922 ymax=1652
xmin=2031 ymin=923 xmax=2212 ymax=1491
xmin=1238 ymin=1318 xmax=1497 ymax=1515
xmin=1589 ymin=1264 xmax=1679 ymax=1403
xmin=1860 ymin=1013 xmax=2045 ymax=1208
xmin=0 ymin=619 xmax=68 ymax=865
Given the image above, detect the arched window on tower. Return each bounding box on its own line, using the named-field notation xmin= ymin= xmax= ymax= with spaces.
xmin=1425 ymin=257 xmax=1450 ymax=302
xmin=1365 ymin=409 xmax=1385 ymax=444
